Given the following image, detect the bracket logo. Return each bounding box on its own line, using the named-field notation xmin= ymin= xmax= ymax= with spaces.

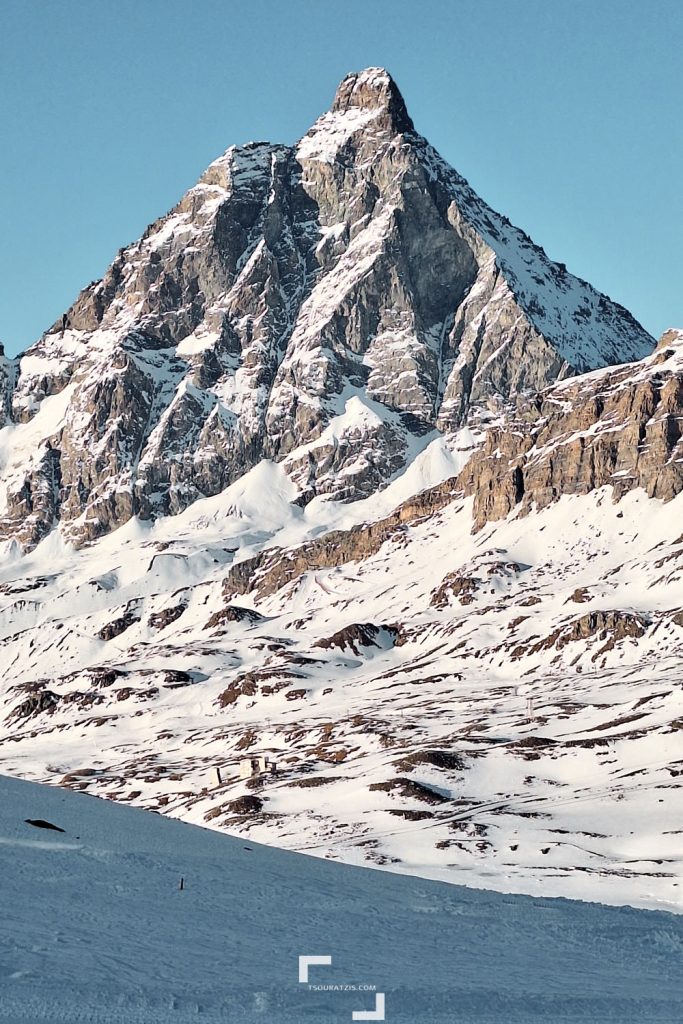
xmin=298 ymin=954 xmax=386 ymax=1020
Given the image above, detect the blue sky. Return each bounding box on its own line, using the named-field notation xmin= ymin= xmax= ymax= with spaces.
xmin=1 ymin=0 xmax=680 ymax=355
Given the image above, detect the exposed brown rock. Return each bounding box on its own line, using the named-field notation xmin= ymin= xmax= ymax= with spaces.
xmin=7 ymin=688 xmax=60 ymax=723
xmin=368 ymin=776 xmax=448 ymax=805
xmin=0 ymin=71 xmax=652 ymax=551
xmin=315 ymin=622 xmax=396 ymax=654
xmin=387 ymin=809 xmax=434 ymax=820
xmin=289 ymin=776 xmax=340 ymax=788
xmin=458 ymin=331 xmax=683 ymax=530
xmin=163 ymin=670 xmax=193 ymax=685
xmin=88 ymin=668 xmax=125 ymax=687
xmin=430 ymin=573 xmax=480 ymax=608
xmin=216 ymin=674 xmax=258 ymax=708
xmin=61 ymin=690 xmax=106 ymax=711
xmin=331 ymin=67 xmax=415 ymax=134
xmin=148 ymin=604 xmax=186 ymax=630
xmin=394 ymin=749 xmax=465 ymax=772
xmin=226 ymin=795 xmax=263 ymax=815
xmin=515 ymin=609 xmax=649 ymax=659
xmin=567 ymin=588 xmax=592 ymax=604
xmin=98 ymin=607 xmax=140 ymax=641
xmin=204 ymin=605 xmax=264 ymax=630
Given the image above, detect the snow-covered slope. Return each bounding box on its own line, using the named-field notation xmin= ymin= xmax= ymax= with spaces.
xmin=1 ymin=452 xmax=682 ymax=913
xmin=2 ymin=772 xmax=683 ymax=1023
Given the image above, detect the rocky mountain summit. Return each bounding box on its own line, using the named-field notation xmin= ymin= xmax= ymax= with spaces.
xmin=0 ymin=68 xmax=652 ymax=551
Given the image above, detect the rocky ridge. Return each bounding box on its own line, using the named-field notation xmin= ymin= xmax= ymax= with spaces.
xmin=217 ymin=327 xmax=683 ymax=601
xmin=460 ymin=328 xmax=683 ymax=529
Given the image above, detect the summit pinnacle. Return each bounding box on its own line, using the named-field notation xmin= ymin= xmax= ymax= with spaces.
xmin=330 ymin=67 xmax=414 ymax=133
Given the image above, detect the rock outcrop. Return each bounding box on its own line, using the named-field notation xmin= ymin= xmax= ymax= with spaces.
xmin=0 ymin=342 xmax=17 ymax=428
xmin=0 ymin=68 xmax=653 ymax=550
xmin=223 ymin=475 xmax=462 ymax=601
xmin=459 ymin=329 xmax=683 ymax=529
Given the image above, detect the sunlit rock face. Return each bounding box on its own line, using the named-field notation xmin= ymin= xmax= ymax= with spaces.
xmin=459 ymin=328 xmax=683 ymax=529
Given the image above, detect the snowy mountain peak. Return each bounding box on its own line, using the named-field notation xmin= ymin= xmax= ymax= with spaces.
xmin=329 ymin=66 xmax=414 ymax=133
xmin=0 ymin=71 xmax=655 ymax=550
xmin=297 ymin=66 xmax=413 ymax=162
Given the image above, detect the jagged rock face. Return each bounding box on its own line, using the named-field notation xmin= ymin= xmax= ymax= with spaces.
xmin=0 ymin=68 xmax=653 ymax=550
xmin=0 ymin=343 xmax=16 ymax=428
xmin=459 ymin=329 xmax=683 ymax=529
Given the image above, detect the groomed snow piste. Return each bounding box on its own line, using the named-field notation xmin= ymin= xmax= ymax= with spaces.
xmin=2 ymin=773 xmax=683 ymax=1024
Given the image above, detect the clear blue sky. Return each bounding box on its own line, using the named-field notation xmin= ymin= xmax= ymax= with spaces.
xmin=1 ymin=0 xmax=680 ymax=355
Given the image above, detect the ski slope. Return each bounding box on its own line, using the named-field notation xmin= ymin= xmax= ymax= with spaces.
xmin=1 ymin=773 xmax=683 ymax=1023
